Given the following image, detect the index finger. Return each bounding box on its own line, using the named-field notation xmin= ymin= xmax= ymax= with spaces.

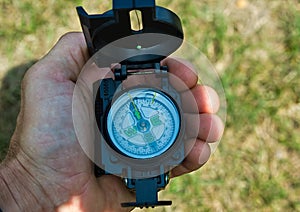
xmin=162 ymin=57 xmax=198 ymax=90
xmin=26 ymin=32 xmax=89 ymax=84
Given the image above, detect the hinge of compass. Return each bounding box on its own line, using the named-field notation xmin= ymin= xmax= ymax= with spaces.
xmin=114 ymin=62 xmax=168 ymax=81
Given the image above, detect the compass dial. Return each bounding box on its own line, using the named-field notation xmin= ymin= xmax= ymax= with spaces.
xmin=106 ymin=88 xmax=181 ymax=159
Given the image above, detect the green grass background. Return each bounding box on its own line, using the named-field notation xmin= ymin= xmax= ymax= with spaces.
xmin=0 ymin=0 xmax=299 ymax=211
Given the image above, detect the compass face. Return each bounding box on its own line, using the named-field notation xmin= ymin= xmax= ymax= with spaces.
xmin=106 ymin=88 xmax=181 ymax=159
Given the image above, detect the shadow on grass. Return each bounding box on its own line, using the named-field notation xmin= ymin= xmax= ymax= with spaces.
xmin=0 ymin=61 xmax=36 ymax=161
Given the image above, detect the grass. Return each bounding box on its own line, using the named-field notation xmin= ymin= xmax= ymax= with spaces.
xmin=1 ymin=0 xmax=299 ymax=211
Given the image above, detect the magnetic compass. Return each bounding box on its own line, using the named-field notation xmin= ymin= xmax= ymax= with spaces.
xmin=77 ymin=0 xmax=186 ymax=208
xmin=107 ymin=88 xmax=181 ymax=159
xmin=92 ymin=65 xmax=186 ymax=207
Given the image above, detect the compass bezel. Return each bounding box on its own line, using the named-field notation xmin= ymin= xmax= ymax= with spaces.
xmin=105 ymin=87 xmax=181 ymax=159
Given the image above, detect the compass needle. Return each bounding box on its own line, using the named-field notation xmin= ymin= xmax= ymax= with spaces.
xmin=127 ymin=93 xmax=141 ymax=120
xmin=151 ymin=92 xmax=157 ymax=104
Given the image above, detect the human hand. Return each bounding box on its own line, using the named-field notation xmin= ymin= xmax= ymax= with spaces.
xmin=0 ymin=32 xmax=223 ymax=211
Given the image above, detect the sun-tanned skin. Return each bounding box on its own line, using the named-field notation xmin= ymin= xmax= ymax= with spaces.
xmin=0 ymin=32 xmax=223 ymax=211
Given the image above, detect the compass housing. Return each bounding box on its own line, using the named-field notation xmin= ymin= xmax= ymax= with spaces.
xmin=94 ymin=79 xmax=186 ymax=178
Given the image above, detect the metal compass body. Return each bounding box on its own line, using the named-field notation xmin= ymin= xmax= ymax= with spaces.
xmin=77 ymin=0 xmax=186 ymax=207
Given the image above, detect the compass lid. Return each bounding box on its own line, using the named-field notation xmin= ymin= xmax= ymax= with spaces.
xmin=77 ymin=0 xmax=183 ymax=64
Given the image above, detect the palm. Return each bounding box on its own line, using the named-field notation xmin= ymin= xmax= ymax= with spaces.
xmin=19 ymin=77 xmax=92 ymax=195
xmin=10 ymin=34 xmax=134 ymax=211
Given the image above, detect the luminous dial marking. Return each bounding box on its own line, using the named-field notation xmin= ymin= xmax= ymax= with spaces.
xmin=106 ymin=88 xmax=180 ymax=159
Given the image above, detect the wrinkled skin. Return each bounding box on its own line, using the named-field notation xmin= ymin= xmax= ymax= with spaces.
xmin=0 ymin=32 xmax=223 ymax=211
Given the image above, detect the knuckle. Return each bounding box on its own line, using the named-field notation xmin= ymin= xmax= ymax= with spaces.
xmin=58 ymin=32 xmax=77 ymax=42
xmin=21 ymin=62 xmax=41 ymax=89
